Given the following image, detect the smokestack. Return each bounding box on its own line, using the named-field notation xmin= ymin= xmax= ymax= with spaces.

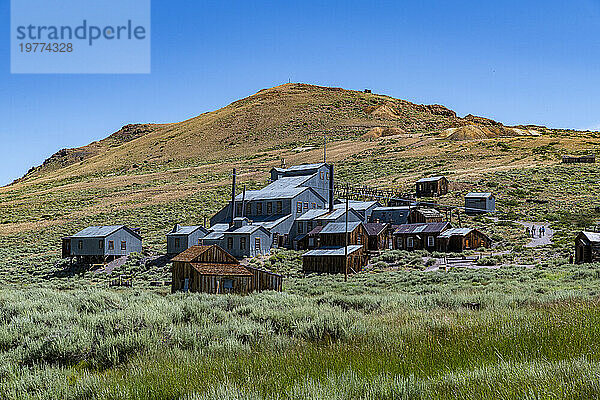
xmin=231 ymin=168 xmax=237 ymax=225
xmin=329 ymin=164 xmax=334 ymax=212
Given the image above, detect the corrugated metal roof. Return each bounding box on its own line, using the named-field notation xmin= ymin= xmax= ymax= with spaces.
xmin=466 ymin=192 xmax=494 ymax=198
xmin=235 ymin=186 xmax=308 ymax=201
xmin=582 ymin=231 xmax=600 ymax=242
xmin=438 ymin=227 xmax=474 ymax=238
xmin=415 ymin=208 xmax=443 ymax=217
xmin=72 ymin=225 xmax=124 ymax=238
xmin=364 ymin=223 xmax=388 ymax=236
xmin=394 ymin=222 xmax=450 ymax=234
xmin=167 ymin=226 xmax=207 ymax=236
xmin=303 ymin=245 xmax=363 ymax=257
xmin=320 ymin=221 xmax=362 ymax=234
xmin=284 ymin=163 xmax=326 ymax=171
xmin=203 ymin=232 xmax=225 ymax=240
xmin=296 ymin=209 xmax=329 ymax=221
xmin=417 ymin=176 xmax=446 ymax=183
xmin=264 ymin=175 xmax=312 ymax=190
xmin=252 ymin=214 xmax=293 ymax=229
xmin=210 ymin=224 xmax=230 ymax=232
xmin=336 ymin=200 xmax=380 ymax=210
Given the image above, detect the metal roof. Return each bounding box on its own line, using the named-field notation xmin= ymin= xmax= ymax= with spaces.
xmin=282 ymin=163 xmax=326 ymax=172
xmin=417 ymin=176 xmax=446 ymax=183
xmin=226 ymin=224 xmax=269 ymax=235
xmin=364 ymin=222 xmax=388 ymax=236
xmin=296 ymin=209 xmax=329 ymax=221
xmin=466 ymin=192 xmax=494 ymax=198
xmin=210 ymin=224 xmax=230 ymax=232
xmin=235 ymin=187 xmax=308 ymax=201
xmin=335 ymin=200 xmax=381 ymax=210
xmin=373 ymin=206 xmax=410 ymax=212
xmin=251 ymin=214 xmax=293 ymax=229
xmin=414 ymin=208 xmax=443 ymax=217
xmin=438 ymin=227 xmax=474 ymax=238
xmin=581 ymin=231 xmax=600 ymax=243
xmin=264 ymin=175 xmax=312 ymax=190
xmin=303 ymin=245 xmax=363 ymax=257
xmin=71 ymin=225 xmax=134 ymax=238
xmin=167 ymin=226 xmax=207 ymax=236
xmin=394 ymin=222 xmax=450 ymax=234
xmin=203 ymin=232 xmax=225 ymax=240
xmin=320 ymin=221 xmax=362 ymax=234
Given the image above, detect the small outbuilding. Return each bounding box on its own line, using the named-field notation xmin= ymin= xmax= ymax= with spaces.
xmin=575 ymin=231 xmax=600 ymax=264
xmin=465 ymin=193 xmax=496 ymax=215
xmin=167 ymin=224 xmax=209 ymax=255
xmin=364 ymin=222 xmax=392 ymax=251
xmin=437 ymin=228 xmax=491 ymax=252
xmin=416 ymin=176 xmax=448 ymax=197
xmin=63 ymin=225 xmax=142 ymax=263
xmin=562 ymin=155 xmax=595 ymax=164
xmin=171 ymin=245 xmax=282 ymax=294
xmin=302 ymin=245 xmax=366 ymax=274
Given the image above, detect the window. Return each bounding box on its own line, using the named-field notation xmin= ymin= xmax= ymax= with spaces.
xmin=273 ymin=233 xmax=279 ymax=247
xmin=78 ymin=240 xmax=83 ymax=250
xmin=427 ymin=236 xmax=435 ymax=247
xmin=267 ymin=202 xmax=273 ymax=214
xmin=244 ymin=203 xmax=250 ymax=216
xmin=311 ymin=202 xmax=316 ymax=209
xmin=121 ymin=241 xmax=127 ymax=251
xmin=255 ymin=237 xmax=261 ymax=250
xmin=236 ymin=203 xmax=243 ymax=216
xmin=174 ymin=238 xmax=180 ymax=248
xmin=357 ymin=235 xmax=362 ymax=245
xmin=307 ymin=221 xmax=313 ymax=231
xmin=256 ymin=203 xmax=263 ymax=215
xmin=407 ymin=237 xmax=414 ymax=248
xmin=298 ymin=222 xmax=304 ymax=234
xmin=320 ymin=171 xmax=324 ymax=179
xmin=198 ymin=238 xmax=203 ymax=245
xmin=326 ymin=173 xmax=330 ymax=179
xmin=227 ymin=237 xmax=233 ymax=249
xmin=304 ymin=202 xmax=309 ymax=211
xmin=397 ymin=238 xmax=403 ymax=249
xmin=276 ymin=201 xmax=283 ymax=213
xmin=223 ymin=279 xmax=233 ymax=290
xmin=108 ymin=241 xmax=114 ymax=250
xmin=183 ymin=278 xmax=189 ymax=293
xmin=240 ymin=237 xmax=246 ymax=250
xmin=99 ymin=240 xmax=104 ymax=250
xmin=297 ymin=202 xmax=303 ymax=213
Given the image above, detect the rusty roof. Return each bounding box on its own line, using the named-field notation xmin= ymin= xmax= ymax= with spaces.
xmin=190 ymin=263 xmax=253 ymax=276
xmin=364 ymin=222 xmax=388 ymax=236
xmin=171 ymin=245 xmax=214 ymax=262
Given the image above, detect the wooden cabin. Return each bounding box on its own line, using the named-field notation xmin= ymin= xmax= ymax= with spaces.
xmin=393 ymin=222 xmax=450 ymax=251
xmin=171 ymin=245 xmax=282 ymax=294
xmin=437 ymin=228 xmax=491 ymax=252
xmin=465 ymin=193 xmax=496 ymax=215
xmin=416 ymin=176 xmax=448 ymax=197
xmin=408 ymin=208 xmax=444 ymax=224
xmin=575 ymin=231 xmax=600 ymax=264
xmin=562 ymin=155 xmax=595 ymax=164
xmin=296 ymin=225 xmax=323 ymax=250
xmin=318 ymin=222 xmax=368 ymax=251
xmin=302 ymin=245 xmax=366 ymax=274
xmin=364 ymin=222 xmax=392 ymax=251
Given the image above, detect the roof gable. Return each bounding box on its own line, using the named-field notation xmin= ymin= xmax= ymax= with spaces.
xmin=172 ymin=245 xmax=238 ymax=264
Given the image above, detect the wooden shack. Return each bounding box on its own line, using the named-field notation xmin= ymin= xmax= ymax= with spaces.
xmin=416 ymin=176 xmax=448 ymax=197
xmin=393 ymin=222 xmax=450 ymax=251
xmin=302 ymin=245 xmax=366 ymax=274
xmin=408 ymin=208 xmax=444 ymax=224
xmin=465 ymin=193 xmax=495 ymax=215
xmin=562 ymin=155 xmax=595 ymax=164
xmin=575 ymin=231 xmax=600 ymax=264
xmin=364 ymin=222 xmax=392 ymax=251
xmin=171 ymin=245 xmax=282 ymax=294
xmin=437 ymin=228 xmax=491 ymax=252
xmin=296 ymin=225 xmax=323 ymax=250
xmin=318 ymin=222 xmax=368 ymax=251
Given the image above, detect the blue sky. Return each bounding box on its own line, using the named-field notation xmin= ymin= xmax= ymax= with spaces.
xmin=1 ymin=0 xmax=600 ymax=185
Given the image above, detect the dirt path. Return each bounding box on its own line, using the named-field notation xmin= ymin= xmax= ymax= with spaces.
xmin=517 ymin=221 xmax=554 ymax=247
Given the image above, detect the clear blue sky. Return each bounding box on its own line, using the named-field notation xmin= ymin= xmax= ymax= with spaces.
xmin=1 ymin=0 xmax=600 ymax=185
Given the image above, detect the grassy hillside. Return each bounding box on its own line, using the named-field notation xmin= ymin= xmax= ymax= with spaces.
xmin=1 ymin=83 xmax=600 ymax=399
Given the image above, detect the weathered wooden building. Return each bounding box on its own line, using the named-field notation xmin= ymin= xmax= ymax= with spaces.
xmin=575 ymin=231 xmax=600 ymax=264
xmin=296 ymin=225 xmax=323 ymax=250
xmin=62 ymin=225 xmax=142 ymax=263
xmin=302 ymin=245 xmax=366 ymax=274
xmin=171 ymin=245 xmax=282 ymax=294
xmin=416 ymin=176 xmax=448 ymax=197
xmin=291 ymin=207 xmax=363 ymax=249
xmin=408 ymin=208 xmax=444 ymax=224
xmin=465 ymin=193 xmax=496 ymax=215
xmin=393 ymin=222 xmax=450 ymax=251
xmin=167 ymin=225 xmax=209 ymax=255
xmin=319 ymin=222 xmax=368 ymax=251
xmin=437 ymin=228 xmax=491 ymax=252
xmin=364 ymin=222 xmax=392 ymax=251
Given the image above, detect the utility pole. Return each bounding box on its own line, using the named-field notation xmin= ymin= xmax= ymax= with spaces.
xmin=344 ymin=183 xmax=349 ymax=282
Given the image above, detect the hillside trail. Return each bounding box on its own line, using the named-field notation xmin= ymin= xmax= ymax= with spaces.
xmin=490 ymin=217 xmax=554 ymax=247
